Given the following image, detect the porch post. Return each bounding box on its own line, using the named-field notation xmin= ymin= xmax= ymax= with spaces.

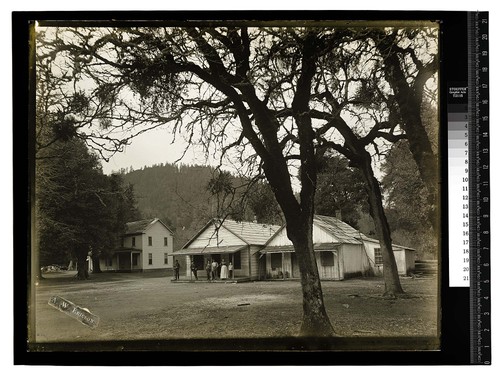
xmin=247 ymin=245 xmax=252 ymax=279
xmin=282 ymin=252 xmax=285 ymax=279
xmin=130 ymin=252 xmax=133 ymax=271
xmin=232 ymin=253 xmax=234 ymax=279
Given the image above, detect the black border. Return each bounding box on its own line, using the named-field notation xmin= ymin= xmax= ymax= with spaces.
xmin=13 ymin=10 xmax=475 ymax=365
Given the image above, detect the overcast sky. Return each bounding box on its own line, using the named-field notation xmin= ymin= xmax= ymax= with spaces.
xmin=100 ymin=126 xmax=231 ymax=175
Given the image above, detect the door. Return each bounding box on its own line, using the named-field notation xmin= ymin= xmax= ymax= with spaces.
xmin=118 ymin=253 xmax=131 ymax=271
xmin=318 ymin=251 xmax=339 ymax=280
xmin=258 ymin=253 xmax=267 ymax=280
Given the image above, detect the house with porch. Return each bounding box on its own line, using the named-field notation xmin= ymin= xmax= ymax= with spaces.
xmin=174 ymin=218 xmax=281 ymax=280
xmin=99 ymin=218 xmax=174 ymax=272
xmin=261 ymin=214 xmax=415 ymax=280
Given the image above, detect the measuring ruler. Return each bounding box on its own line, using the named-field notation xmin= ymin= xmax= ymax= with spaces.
xmin=448 ymin=11 xmax=490 ymax=365
xmin=467 ymin=11 xmax=490 ymax=365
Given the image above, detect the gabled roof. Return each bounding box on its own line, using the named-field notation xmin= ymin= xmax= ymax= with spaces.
xmin=124 ymin=218 xmax=174 ymax=236
xmin=221 ymin=219 xmax=282 ymax=246
xmin=313 ymin=215 xmax=368 ymax=244
xmin=263 ymin=214 xmax=415 ymax=251
xmin=180 ymin=218 xmax=281 ymax=250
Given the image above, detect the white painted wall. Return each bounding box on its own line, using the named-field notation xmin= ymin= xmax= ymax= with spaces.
xmin=341 ymin=244 xmax=370 ymax=275
xmin=141 ymin=220 xmax=174 ymax=270
xmin=189 ymin=223 xmax=246 ymax=248
xmin=265 ymin=223 xmax=339 ymax=247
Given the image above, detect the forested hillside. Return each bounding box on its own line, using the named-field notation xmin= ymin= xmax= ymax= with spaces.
xmin=121 ymin=163 xmax=284 ymax=250
xmin=121 ymin=163 xmax=214 ymax=250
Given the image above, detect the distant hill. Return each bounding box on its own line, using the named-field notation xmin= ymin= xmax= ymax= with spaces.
xmin=121 ymin=163 xmax=217 ymax=250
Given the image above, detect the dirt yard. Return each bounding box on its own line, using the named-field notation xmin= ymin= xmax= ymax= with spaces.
xmin=31 ymin=271 xmax=439 ymax=349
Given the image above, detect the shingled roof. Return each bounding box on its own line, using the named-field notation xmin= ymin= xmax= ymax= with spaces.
xmin=220 ymin=219 xmax=281 ymax=245
xmin=313 ymin=215 xmax=371 ymax=244
xmin=180 ymin=218 xmax=281 ymax=250
xmin=124 ymin=218 xmax=173 ymax=235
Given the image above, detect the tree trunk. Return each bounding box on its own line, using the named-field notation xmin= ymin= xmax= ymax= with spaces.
xmin=379 ymin=40 xmax=439 ymax=230
xmin=358 ymin=151 xmax=404 ymax=297
xmin=287 ymin=216 xmax=336 ymax=337
xmin=75 ymin=248 xmax=89 ymax=280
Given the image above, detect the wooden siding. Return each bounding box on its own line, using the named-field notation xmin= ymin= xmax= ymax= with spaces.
xmin=364 ymin=239 xmax=416 ymax=276
xmin=265 ymin=223 xmax=339 ymax=247
xmin=342 ymin=244 xmax=370 ymax=275
xmin=249 ymin=246 xmax=261 ymax=280
xmin=99 ymin=255 xmax=117 ymax=272
xmin=315 ymin=251 xmax=341 ymax=280
xmin=142 ymin=220 xmax=174 ymax=270
xmin=393 ymin=249 xmax=415 ymax=275
xmin=123 ymin=234 xmax=140 ymax=250
xmin=265 ymin=249 xmax=342 ymax=280
xmin=189 ymin=223 xmax=247 ymax=248
xmin=361 ymin=240 xmax=383 ymax=276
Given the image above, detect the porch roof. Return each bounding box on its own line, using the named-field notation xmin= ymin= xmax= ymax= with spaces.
xmin=174 ymin=245 xmax=246 ymax=256
xmin=261 ymin=243 xmax=340 ymax=253
xmin=113 ymin=247 xmax=143 ymax=253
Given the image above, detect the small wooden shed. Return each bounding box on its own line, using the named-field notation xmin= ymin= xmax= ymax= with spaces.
xmin=174 ymin=218 xmax=281 ymax=280
xmin=261 ymin=215 xmax=415 ymax=280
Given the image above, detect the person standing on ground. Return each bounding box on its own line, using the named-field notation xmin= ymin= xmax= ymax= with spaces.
xmin=220 ymin=259 xmax=228 ymax=280
xmin=205 ymin=260 xmax=212 ymax=281
xmin=228 ymin=262 xmax=234 ymax=279
xmin=211 ymin=259 xmax=218 ymax=280
xmin=174 ymin=260 xmax=180 ymax=281
xmin=191 ymin=260 xmax=198 ymax=280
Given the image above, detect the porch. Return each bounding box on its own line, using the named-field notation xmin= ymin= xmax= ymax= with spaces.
xmin=113 ymin=248 xmax=143 ymax=272
xmin=260 ymin=244 xmax=342 ymax=280
xmin=173 ymin=245 xmax=252 ymax=280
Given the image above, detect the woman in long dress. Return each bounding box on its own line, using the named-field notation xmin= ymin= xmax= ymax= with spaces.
xmin=220 ymin=260 xmax=229 ymax=279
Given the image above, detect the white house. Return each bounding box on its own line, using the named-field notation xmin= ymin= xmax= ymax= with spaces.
xmin=100 ymin=218 xmax=174 ymax=272
xmin=261 ymin=215 xmax=415 ymax=280
xmin=174 ymin=218 xmax=281 ymax=280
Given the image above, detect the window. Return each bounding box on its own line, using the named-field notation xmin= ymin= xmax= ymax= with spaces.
xmin=164 ymin=253 xmax=169 ymax=265
xmin=148 ymin=236 xmax=153 ymax=246
xmin=271 ymin=253 xmax=282 ymax=269
xmin=233 ymin=251 xmax=241 ymax=269
xmin=320 ymin=251 xmax=335 ymax=267
xmin=132 ymin=237 xmax=136 ymax=247
xmin=374 ymin=248 xmax=383 ymax=265
xmin=132 ymin=253 xmax=139 ymax=266
xmin=106 ymin=258 xmax=113 ymax=267
xmin=148 ymin=253 xmax=153 ymax=265
xmin=164 ymin=237 xmax=168 ymax=246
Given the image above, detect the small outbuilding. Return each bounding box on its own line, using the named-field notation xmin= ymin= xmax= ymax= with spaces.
xmin=261 ymin=215 xmax=415 ymax=280
xmin=174 ymin=218 xmax=281 ymax=280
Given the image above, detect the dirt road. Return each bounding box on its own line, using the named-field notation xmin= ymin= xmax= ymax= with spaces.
xmin=31 ymin=271 xmax=439 ymax=348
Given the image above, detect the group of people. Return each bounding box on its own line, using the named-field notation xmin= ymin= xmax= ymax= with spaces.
xmin=206 ymin=259 xmax=233 ymax=281
xmin=172 ymin=258 xmax=234 ymax=281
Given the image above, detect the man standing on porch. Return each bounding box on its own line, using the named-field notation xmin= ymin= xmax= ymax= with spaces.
xmin=205 ymin=261 xmax=212 ymax=281
xmin=211 ymin=259 xmax=219 ymax=280
xmin=191 ymin=261 xmax=198 ymax=280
